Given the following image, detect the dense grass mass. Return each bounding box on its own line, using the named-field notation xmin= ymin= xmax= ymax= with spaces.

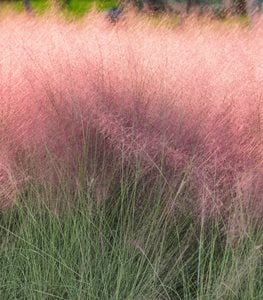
xmin=1 ymin=179 xmax=262 ymax=299
xmin=0 ymin=12 xmax=262 ymax=299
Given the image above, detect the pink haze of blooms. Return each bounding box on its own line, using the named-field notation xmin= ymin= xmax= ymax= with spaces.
xmin=0 ymin=13 xmax=262 ymax=213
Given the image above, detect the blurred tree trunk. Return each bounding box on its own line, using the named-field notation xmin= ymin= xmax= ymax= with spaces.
xmin=186 ymin=0 xmax=201 ymax=14
xmin=22 ymin=0 xmax=32 ymax=12
xmin=222 ymin=0 xmax=234 ymax=13
xmin=245 ymin=0 xmax=261 ymax=21
xmin=121 ymin=0 xmax=170 ymax=11
xmin=223 ymin=0 xmax=260 ymax=18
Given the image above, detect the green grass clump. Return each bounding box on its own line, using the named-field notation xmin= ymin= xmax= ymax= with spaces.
xmin=0 ymin=163 xmax=262 ymax=299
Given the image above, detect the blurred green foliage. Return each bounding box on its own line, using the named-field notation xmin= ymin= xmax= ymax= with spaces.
xmin=0 ymin=0 xmax=118 ymax=16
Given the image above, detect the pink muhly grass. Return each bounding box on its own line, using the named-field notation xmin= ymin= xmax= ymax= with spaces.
xmin=0 ymin=13 xmax=262 ymax=215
